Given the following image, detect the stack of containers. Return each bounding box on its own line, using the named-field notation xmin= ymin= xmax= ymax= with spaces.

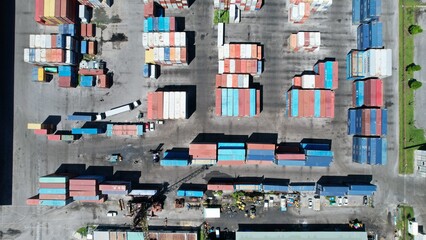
xmin=99 ymin=181 xmax=131 ymax=195
xmin=161 ymin=150 xmax=189 ymax=166
xmin=303 ymin=143 xmax=334 ymax=167
xmin=27 ymin=123 xmax=56 ymax=135
xmin=217 ymin=142 xmax=246 ymax=165
xmin=217 ymin=43 xmax=263 ymax=76
xmin=288 ymin=0 xmax=332 ymax=24
xmin=80 ymin=24 xmax=96 ymax=38
xmin=106 ymin=124 xmax=144 ymax=136
xmin=27 ymin=174 xmax=73 ymax=206
xmin=352 ymin=0 xmax=381 ymax=25
xmin=286 ymin=89 xmax=335 ymax=118
xmin=352 ymin=78 xmax=383 ymax=107
xmin=215 ymin=74 xmax=250 ymax=88
xmin=346 ymin=48 xmax=392 ymax=80
xmin=347 ymin=108 xmax=388 ymax=135
xmin=234 ymin=178 xmax=263 ymax=192
xmin=79 ymin=75 xmax=95 ymax=87
xmin=215 ymin=88 xmax=260 ymax=117
xmin=189 ymin=143 xmax=217 ymax=165
xmin=246 ymin=143 xmax=275 ymax=165
xmin=352 ymin=136 xmax=387 ymax=165
xmin=154 ymin=0 xmax=189 ymax=9
xmin=275 ymin=144 xmax=306 ymax=166
xmin=31 ymin=67 xmax=50 ymax=82
xmin=69 ymin=176 xmax=106 ymax=203
xmin=71 ymin=127 xmax=103 ymax=135
xmin=143 ymin=17 xmax=188 ymax=65
xmin=288 ymin=32 xmax=321 ymax=52
xmin=34 ymin=0 xmax=77 ymax=25
xmin=147 ymin=91 xmax=187 ymax=120
xmin=262 ymin=178 xmax=289 ymax=192
xmin=313 ymin=59 xmax=339 ymax=89
xmin=144 ymin=0 xmax=165 ymax=18
xmin=213 ymin=0 xmax=263 ymax=11
xmin=349 ymin=0 xmax=388 ymax=165
xmin=357 ymin=21 xmax=383 ymax=50
xmin=24 ymin=34 xmax=77 ymax=66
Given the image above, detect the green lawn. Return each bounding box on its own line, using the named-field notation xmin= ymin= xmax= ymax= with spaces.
xmin=399 ymin=0 xmax=426 ymax=174
xmin=396 ymin=205 xmax=415 ymax=240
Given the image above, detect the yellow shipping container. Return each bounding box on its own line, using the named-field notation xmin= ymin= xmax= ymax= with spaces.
xmin=27 ymin=123 xmax=43 ymax=130
xmin=145 ymin=49 xmax=154 ymax=64
xmin=38 ymin=67 xmax=45 ymax=81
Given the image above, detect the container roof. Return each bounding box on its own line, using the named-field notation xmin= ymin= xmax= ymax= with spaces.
xmin=236 ymin=231 xmax=368 ymax=240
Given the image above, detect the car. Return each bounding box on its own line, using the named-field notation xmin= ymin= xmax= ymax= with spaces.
xmin=132 ymin=100 xmax=141 ymax=108
xmin=343 ymin=197 xmax=349 ymax=206
xmin=308 ymin=198 xmax=313 ymax=209
xmin=156 ymin=120 xmax=164 ymax=125
xmin=106 ymin=211 xmax=117 ymax=217
xmin=145 ymin=122 xmax=150 ymax=131
xmin=363 ymin=196 xmax=368 ymax=206
xmin=149 ymin=122 xmax=155 ymax=131
xmin=264 ymin=199 xmax=269 ymax=208
xmin=215 ymin=227 xmax=220 ymax=239
xmin=337 ymin=196 xmax=343 ymax=206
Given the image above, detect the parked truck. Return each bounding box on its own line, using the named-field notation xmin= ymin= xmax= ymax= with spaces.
xmin=280 ymin=195 xmax=287 ymax=212
xmin=314 ymin=196 xmax=321 ymax=211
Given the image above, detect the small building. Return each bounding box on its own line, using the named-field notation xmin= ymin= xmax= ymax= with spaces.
xmin=409 ymin=220 xmax=419 ymax=236
xmin=203 ymin=208 xmax=221 ymax=219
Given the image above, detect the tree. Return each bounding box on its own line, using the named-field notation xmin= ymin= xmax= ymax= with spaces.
xmin=406 ymin=63 xmax=422 ymax=72
xmin=409 ymin=24 xmax=423 ymax=35
xmin=409 ymin=79 xmax=423 ymax=90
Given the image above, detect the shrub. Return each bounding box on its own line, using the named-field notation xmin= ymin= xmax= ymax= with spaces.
xmin=406 ymin=63 xmax=422 ymax=72
xmin=409 ymin=79 xmax=422 ymax=90
xmin=409 ymin=25 xmax=423 ymax=35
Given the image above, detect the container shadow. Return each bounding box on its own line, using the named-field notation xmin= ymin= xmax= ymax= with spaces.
xmin=55 ymin=164 xmax=87 ymax=175
xmin=179 ymin=183 xmax=207 ymax=191
xmin=186 ymin=31 xmax=196 ymax=65
xmin=84 ymin=166 xmax=114 ymax=178
xmin=43 ymin=115 xmax=61 ymax=126
xmin=263 ymin=178 xmax=290 ymax=186
xmin=191 ymin=133 xmax=226 ymax=143
xmin=237 ymin=223 xmax=365 ymax=232
xmin=112 ymin=171 xmax=141 ymax=183
xmin=131 ymin=183 xmax=164 ymax=191
xmin=175 ymin=17 xmax=185 ymax=32
xmin=247 ymin=133 xmax=278 ymax=144
xmin=301 ymin=138 xmax=332 ymax=147
xmin=0 ymin=0 xmax=15 ymax=205
xmin=317 ymin=175 xmax=373 ymax=186
xmin=235 ymin=176 xmax=264 ymax=185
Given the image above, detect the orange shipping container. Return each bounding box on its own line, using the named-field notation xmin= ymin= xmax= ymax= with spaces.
xmin=147 ymin=93 xmax=153 ymax=119
xmin=216 ymin=89 xmax=222 ymax=116
xmin=246 ymin=143 xmax=275 ymax=150
xmin=158 ymin=92 xmax=164 ymax=120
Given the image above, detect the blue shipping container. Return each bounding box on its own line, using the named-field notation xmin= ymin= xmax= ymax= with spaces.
xmin=153 ymin=17 xmax=158 ymax=31
xmin=164 ymin=17 xmax=170 ymax=32
xmin=58 ymin=66 xmax=72 ymax=77
xmin=71 ymin=128 xmax=101 ymax=135
xmin=39 ymin=188 xmax=67 ymax=194
xmin=246 ymin=155 xmax=275 ymax=161
xmin=227 ymin=89 xmax=233 ymax=116
xmin=305 ymin=156 xmax=333 ymax=167
xmin=367 ymin=0 xmax=381 ymax=20
xmin=144 ymin=19 xmax=148 ymax=32
xmin=250 ymin=89 xmax=256 ymax=117
xmin=257 ymin=60 xmax=263 ymax=75
xmin=370 ymin=21 xmax=383 ymax=48
xmin=247 ymin=149 xmax=275 ymax=156
xmin=233 ymin=89 xmax=239 ymax=116
xmin=349 ymin=184 xmax=377 ymax=191
xmin=143 ymin=64 xmax=150 ymax=78
xmin=305 ymin=150 xmax=334 ymax=157
xmin=218 ymin=149 xmax=246 ymax=155
xmin=218 ymin=142 xmax=245 ymax=148
xmin=324 ymin=61 xmax=334 ymax=89
xmin=148 ymin=18 xmax=154 ymax=32
xmin=382 ymin=108 xmax=388 ymax=135
xmin=289 ymin=183 xmax=316 ymax=192
xmin=314 ymin=90 xmax=321 ymax=117
xmin=263 ymin=185 xmax=289 ymax=192
xmin=348 ymin=109 xmax=356 ymax=134
xmin=80 ymin=76 xmax=95 ymax=87
xmin=81 ymin=40 xmax=87 ymax=54
xmin=222 ymin=88 xmax=227 ymax=116
xmin=291 ymin=90 xmax=299 ymax=117
xmin=40 ymin=199 xmax=73 ymax=206
xmin=73 ymin=195 xmax=101 ymax=201
xmin=347 ymin=190 xmax=375 ymax=196
xmin=217 ymin=155 xmax=246 ymax=161
xmin=352 ymin=0 xmax=361 ymax=25
xmin=276 ymin=160 xmax=306 ymax=166
xmin=160 ymin=159 xmax=188 ymax=167
xmin=67 ymin=115 xmax=94 ymax=121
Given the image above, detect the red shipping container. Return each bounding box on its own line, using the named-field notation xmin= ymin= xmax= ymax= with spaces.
xmin=235 ymin=44 xmax=241 ymax=59
xmin=97 ymin=74 xmax=110 ymax=88
xmin=69 ymin=190 xmax=98 ymax=197
xmin=238 ymin=89 xmax=244 ymax=117
xmin=26 ymin=195 xmax=40 ymax=205
xmin=51 ymin=35 xmax=57 ymax=48
xmin=217 ymin=160 xmax=245 ymax=166
xmin=181 ymin=47 xmax=187 ymax=63
xmin=207 ymin=184 xmax=234 ymax=191
xmin=232 ymin=75 xmax=238 ymax=87
xmin=147 ymin=93 xmax=154 ymax=120
xmin=170 ymin=17 xmax=176 ymax=32
xmin=78 ymin=68 xmax=105 ymax=75
xmin=39 ymin=194 xmax=68 ymax=200
xmin=69 ymin=184 xmax=97 ymax=191
xmin=244 ymin=89 xmax=250 ymax=116
xmin=69 ymin=179 xmax=98 ymax=186
xmin=241 ymin=60 xmax=247 ymax=74
xmin=34 ymin=129 xmax=48 ymax=135
xmin=144 ymin=1 xmax=154 ymax=18
xmin=34 ymin=0 xmax=44 ymax=23
xmin=81 ymin=23 xmax=87 ymax=37
xmin=376 ymin=109 xmax=382 ymax=135
xmin=47 ymin=134 xmax=61 ymax=141
xmin=246 ymin=143 xmax=275 ymax=150
xmin=216 ymin=89 xmax=222 ymax=116
xmin=230 ymin=44 xmax=235 ymax=58
xmin=298 ymin=90 xmax=304 ymax=117
xmin=87 ymin=24 xmax=95 ymax=37
xmin=328 ymin=91 xmax=335 ymax=118
xmin=246 ymin=160 xmax=274 ymax=165
xmin=332 ymin=61 xmax=339 ymax=89
xmin=158 ymin=92 xmax=164 ymax=119
xmin=276 ymin=153 xmax=305 ymax=160
xmin=152 ymin=92 xmax=158 ymax=119
xmin=215 ymin=75 xmax=221 ymax=87
xmin=39 ymin=183 xmax=67 ymax=188
xmin=256 ymin=90 xmax=260 ymax=115
xmin=293 ymin=76 xmax=301 ymax=87
xmin=55 ymin=0 xmax=62 ymax=24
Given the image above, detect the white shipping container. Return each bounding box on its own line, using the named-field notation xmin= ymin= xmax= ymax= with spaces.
xmin=301 ymin=74 xmax=316 ymax=88
xmin=65 ymin=36 xmax=72 ymax=50
xmin=79 ymin=5 xmax=89 ymax=23
xmin=35 ymin=35 xmax=41 ymax=48
xmin=218 ymin=45 xmax=224 ymax=60
xmin=45 ymin=35 xmax=51 ymax=49
xmin=159 ymin=48 xmax=165 ymax=64
xmin=218 ymin=60 xmax=224 ymax=74
xmin=230 ymin=59 xmax=236 ymax=73
xmin=163 ymin=92 xmax=170 ymax=119
xmin=149 ymin=33 xmax=155 ymax=48
xmin=142 ymin=33 xmax=149 ymax=49
xmin=40 ymin=35 xmax=46 ymax=49
xmin=180 ymin=92 xmax=187 ymax=119
xmin=227 ymin=74 xmax=232 ymax=87
xmin=24 ymin=48 xmax=30 ymax=62
xmin=246 ymin=44 xmax=252 ymax=59
xmin=243 ymin=75 xmax=249 ymax=88
xmin=296 ymin=32 xmax=305 ymax=48
xmin=164 ymin=32 xmax=170 ymax=47
xmin=176 ymin=47 xmax=182 ymax=64
xmin=169 ymin=92 xmax=175 ymax=119
xmin=154 ymin=32 xmax=160 ymax=47
xmin=150 ymin=65 xmax=158 ymax=79
xmin=35 ymin=49 xmax=41 ymax=62
xmin=40 ymin=49 xmax=46 ymax=63
xmin=29 ymin=35 xmax=35 ymax=48
xmin=174 ymin=92 xmax=180 ymax=119
xmin=105 ymin=105 xmax=132 ymax=117
xmin=180 ymin=32 xmax=186 ymax=47
xmin=224 ymin=44 xmax=230 ymax=59
xmin=218 ymin=23 xmax=224 ymax=47
xmin=65 ymin=50 xmax=73 ymax=64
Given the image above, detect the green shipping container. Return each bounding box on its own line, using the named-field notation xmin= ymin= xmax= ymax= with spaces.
xmin=61 ymin=135 xmax=75 ymax=141
xmin=127 ymin=232 xmax=144 ymax=240
xmin=39 ymin=176 xmax=69 ymax=183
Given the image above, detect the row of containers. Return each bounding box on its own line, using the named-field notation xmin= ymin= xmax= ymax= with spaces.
xmin=347 ymin=0 xmax=389 ymax=165
xmin=213 ymin=0 xmax=263 ymax=11
xmin=288 ymin=0 xmax=333 ymax=24
xmin=143 ymin=17 xmax=188 ymax=66
xmin=34 ymin=0 xmax=77 ymax=25
xmin=288 ymin=31 xmax=321 ymax=52
xmin=26 ymin=173 xmax=159 ymax=206
xmin=348 ymin=108 xmax=387 ymax=136
xmin=58 ymin=66 xmax=110 ymax=88
xmin=286 ymin=59 xmax=338 ymax=118
xmin=147 ymin=91 xmax=188 ymax=120
xmin=179 ymin=176 xmax=377 ymax=198
xmin=215 ymin=88 xmax=260 ymax=117
xmin=160 ymin=139 xmax=334 ymax=167
xmin=218 ymin=43 xmax=263 ymax=76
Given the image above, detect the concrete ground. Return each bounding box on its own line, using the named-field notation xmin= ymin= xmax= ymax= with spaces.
xmin=1 ymin=0 xmax=421 ymax=239
xmin=414 ymin=9 xmax=426 ymax=132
